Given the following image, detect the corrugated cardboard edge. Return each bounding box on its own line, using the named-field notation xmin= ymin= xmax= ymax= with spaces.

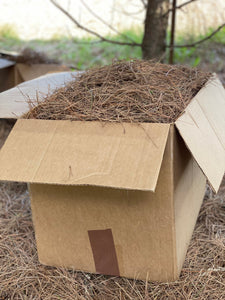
xmin=175 ymin=75 xmax=225 ymax=192
xmin=167 ymin=125 xmax=179 ymax=281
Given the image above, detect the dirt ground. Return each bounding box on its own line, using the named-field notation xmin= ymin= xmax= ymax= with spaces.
xmin=0 ymin=113 xmax=225 ymax=299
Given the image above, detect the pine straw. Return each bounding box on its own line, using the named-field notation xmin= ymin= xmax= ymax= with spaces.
xmin=24 ymin=60 xmax=212 ymax=123
xmin=7 ymin=48 xmax=59 ymax=65
xmin=0 ymin=180 xmax=224 ymax=300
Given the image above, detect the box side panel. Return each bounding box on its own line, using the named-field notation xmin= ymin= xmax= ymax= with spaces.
xmin=29 ymin=128 xmax=176 ymax=282
xmin=173 ymin=129 xmax=206 ymax=272
xmin=0 ymin=66 xmax=15 ymax=92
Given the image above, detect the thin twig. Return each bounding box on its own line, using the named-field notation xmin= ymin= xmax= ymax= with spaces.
xmin=69 ymin=39 xmax=103 ymax=45
xmin=50 ymin=0 xmax=141 ymax=47
xmin=168 ymin=23 xmax=225 ymax=48
xmin=80 ymin=0 xmax=136 ymax=43
xmin=164 ymin=0 xmax=199 ymax=17
xmin=140 ymin=0 xmax=147 ymax=9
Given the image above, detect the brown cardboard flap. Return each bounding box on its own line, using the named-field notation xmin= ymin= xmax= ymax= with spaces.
xmin=0 ymin=71 xmax=78 ymax=119
xmin=0 ymin=119 xmax=170 ymax=191
xmin=175 ymin=75 xmax=225 ymax=192
xmin=0 ymin=58 xmax=15 ymax=69
xmin=16 ymin=63 xmax=70 ymax=81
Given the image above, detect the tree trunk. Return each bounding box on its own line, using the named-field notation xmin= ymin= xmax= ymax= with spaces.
xmin=142 ymin=0 xmax=170 ymax=60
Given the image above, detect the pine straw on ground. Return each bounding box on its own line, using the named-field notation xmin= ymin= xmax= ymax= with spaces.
xmin=24 ymin=60 xmax=212 ymax=123
xmin=0 ymin=180 xmax=224 ymax=300
xmin=3 ymin=48 xmax=59 ymax=65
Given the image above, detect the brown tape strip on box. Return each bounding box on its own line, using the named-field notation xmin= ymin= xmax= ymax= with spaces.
xmin=88 ymin=229 xmax=120 ymax=276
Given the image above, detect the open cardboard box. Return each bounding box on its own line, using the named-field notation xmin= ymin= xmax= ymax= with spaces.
xmin=0 ymin=72 xmax=225 ymax=282
xmin=0 ymin=57 xmax=70 ymax=92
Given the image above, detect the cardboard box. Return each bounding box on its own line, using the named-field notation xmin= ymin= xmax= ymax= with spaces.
xmin=0 ymin=57 xmax=70 ymax=92
xmin=0 ymin=73 xmax=225 ymax=282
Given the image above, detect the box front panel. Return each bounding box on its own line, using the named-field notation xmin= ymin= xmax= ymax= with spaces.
xmin=29 ymin=128 xmax=176 ymax=282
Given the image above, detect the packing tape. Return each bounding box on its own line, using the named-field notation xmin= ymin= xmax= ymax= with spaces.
xmin=88 ymin=228 xmax=120 ymax=276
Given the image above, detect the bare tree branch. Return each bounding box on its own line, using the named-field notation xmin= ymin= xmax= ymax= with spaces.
xmin=119 ymin=8 xmax=146 ymax=17
xmin=168 ymin=23 xmax=225 ymax=48
xmin=80 ymin=0 xmax=136 ymax=43
xmin=140 ymin=0 xmax=147 ymax=9
xmin=50 ymin=0 xmax=141 ymax=47
xmin=164 ymin=0 xmax=199 ymax=17
xmin=176 ymin=0 xmax=199 ymax=10
xmin=67 ymin=39 xmax=103 ymax=45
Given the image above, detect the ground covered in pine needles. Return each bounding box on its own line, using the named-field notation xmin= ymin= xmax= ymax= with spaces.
xmin=24 ymin=60 xmax=212 ymax=123
xmin=0 ymin=120 xmax=224 ymax=300
xmin=1 ymin=48 xmax=59 ymax=65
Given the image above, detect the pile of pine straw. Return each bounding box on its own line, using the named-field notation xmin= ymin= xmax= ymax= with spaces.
xmin=24 ymin=60 xmax=212 ymax=123
xmin=5 ymin=48 xmax=59 ymax=65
